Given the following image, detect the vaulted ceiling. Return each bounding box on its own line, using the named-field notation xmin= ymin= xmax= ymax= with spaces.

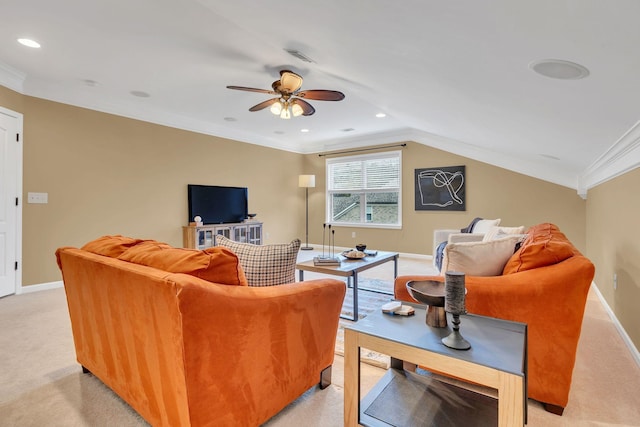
xmin=2 ymin=0 xmax=640 ymax=196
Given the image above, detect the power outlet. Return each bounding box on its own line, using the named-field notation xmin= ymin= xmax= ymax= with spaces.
xmin=352 ymin=232 xmax=356 ymax=238
xmin=613 ymin=273 xmax=617 ymax=290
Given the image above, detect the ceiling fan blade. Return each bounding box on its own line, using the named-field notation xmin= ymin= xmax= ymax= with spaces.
xmin=279 ymin=70 xmax=303 ymax=93
xmin=249 ymin=98 xmax=280 ymax=112
xmin=227 ymin=85 xmax=277 ymax=95
xmin=296 ymin=90 xmax=345 ymax=101
xmin=291 ymin=98 xmax=315 ymax=116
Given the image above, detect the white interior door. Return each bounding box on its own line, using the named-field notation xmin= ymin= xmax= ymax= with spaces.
xmin=0 ymin=107 xmax=21 ymax=297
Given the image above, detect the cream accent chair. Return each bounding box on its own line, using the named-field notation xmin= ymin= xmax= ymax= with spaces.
xmin=432 ymin=218 xmax=501 ymax=267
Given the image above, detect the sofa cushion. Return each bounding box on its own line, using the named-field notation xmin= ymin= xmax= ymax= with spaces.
xmin=81 ymin=235 xmax=145 ymax=258
xmin=118 ymin=240 xmax=248 ymax=286
xmin=441 ymin=234 xmax=523 ymax=277
xmin=482 ymin=225 xmax=526 ymax=242
xmin=471 ymin=218 xmax=501 ymax=234
xmin=215 ymin=235 xmax=300 ymax=286
xmin=502 ymin=223 xmax=575 ymax=274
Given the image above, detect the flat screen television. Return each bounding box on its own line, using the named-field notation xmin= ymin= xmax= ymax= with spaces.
xmin=188 ymin=184 xmax=248 ymax=224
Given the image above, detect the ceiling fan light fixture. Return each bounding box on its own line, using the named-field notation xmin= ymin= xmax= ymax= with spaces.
xmin=280 ymin=108 xmax=291 ymax=119
xmin=228 ymin=69 xmax=344 ymax=118
xmin=292 ymin=103 xmax=304 ymax=117
xmin=270 ymin=101 xmax=283 ymax=115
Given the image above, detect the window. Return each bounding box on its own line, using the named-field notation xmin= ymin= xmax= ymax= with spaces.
xmin=326 ymin=150 xmax=401 ymax=228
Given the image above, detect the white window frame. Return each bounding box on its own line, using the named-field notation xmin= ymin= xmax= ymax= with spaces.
xmin=326 ymin=150 xmax=402 ymax=229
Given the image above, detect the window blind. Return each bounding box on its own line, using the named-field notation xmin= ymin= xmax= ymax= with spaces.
xmin=328 ymin=152 xmax=400 ymax=191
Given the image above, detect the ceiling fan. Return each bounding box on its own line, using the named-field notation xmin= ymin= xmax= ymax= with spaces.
xmin=227 ymin=70 xmax=345 ymax=119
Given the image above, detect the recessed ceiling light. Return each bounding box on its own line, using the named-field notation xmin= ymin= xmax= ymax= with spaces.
xmin=223 ymin=117 xmax=237 ymax=122
xmin=300 ymin=129 xmax=309 ymax=133
xmin=529 ymin=59 xmax=589 ymax=80
xmin=540 ymin=153 xmax=561 ymax=161
xmin=274 ymin=130 xmax=285 ymax=135
xmin=375 ymin=113 xmax=387 ymax=118
xmin=17 ymin=38 xmax=41 ymax=48
xmin=130 ymin=90 xmax=150 ymax=98
xmin=83 ymin=79 xmax=98 ymax=87
xmin=341 ymin=128 xmax=355 ymax=132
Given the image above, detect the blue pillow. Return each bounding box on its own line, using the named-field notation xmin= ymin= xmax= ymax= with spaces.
xmin=435 ymin=241 xmax=448 ymax=271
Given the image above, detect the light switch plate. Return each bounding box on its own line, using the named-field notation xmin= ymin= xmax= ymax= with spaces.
xmin=27 ymin=192 xmax=48 ymax=204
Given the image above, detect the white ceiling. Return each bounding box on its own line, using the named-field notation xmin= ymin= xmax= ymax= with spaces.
xmin=2 ymin=0 xmax=640 ymax=195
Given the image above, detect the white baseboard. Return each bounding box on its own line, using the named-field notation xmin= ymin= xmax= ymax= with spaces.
xmin=19 ymin=280 xmax=63 ymax=294
xmin=591 ymin=282 xmax=640 ymax=368
xmin=398 ymin=251 xmax=432 ymax=261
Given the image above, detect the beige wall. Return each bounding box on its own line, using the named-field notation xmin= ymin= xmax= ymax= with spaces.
xmin=11 ymin=93 xmax=306 ymax=286
xmin=0 ymin=85 xmax=23 ymax=112
xmin=586 ymin=168 xmax=640 ymax=349
xmin=0 ymin=86 xmax=588 ymax=291
xmin=303 ymin=142 xmax=586 ymax=254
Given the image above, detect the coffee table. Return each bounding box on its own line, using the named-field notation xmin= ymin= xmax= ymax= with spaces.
xmin=296 ymin=251 xmax=399 ymax=321
xmin=344 ymin=305 xmax=527 ymax=426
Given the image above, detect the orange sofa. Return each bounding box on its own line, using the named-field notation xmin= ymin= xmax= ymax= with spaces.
xmin=56 ymin=236 xmax=346 ymax=426
xmin=394 ymin=223 xmax=595 ymax=415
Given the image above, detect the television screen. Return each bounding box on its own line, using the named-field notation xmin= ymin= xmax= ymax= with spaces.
xmin=188 ymin=184 xmax=248 ymax=224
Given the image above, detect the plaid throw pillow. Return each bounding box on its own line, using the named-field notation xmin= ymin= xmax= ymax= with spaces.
xmin=215 ymin=235 xmax=301 ymax=286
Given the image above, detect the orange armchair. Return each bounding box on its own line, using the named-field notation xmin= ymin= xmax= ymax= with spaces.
xmin=395 ymin=223 xmax=595 ymax=415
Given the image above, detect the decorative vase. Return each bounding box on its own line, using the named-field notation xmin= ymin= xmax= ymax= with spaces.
xmin=441 ymin=271 xmax=471 ymax=350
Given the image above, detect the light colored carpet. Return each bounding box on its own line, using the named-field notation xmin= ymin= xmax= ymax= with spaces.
xmin=336 ymin=278 xmax=394 ymax=369
xmin=2 ymin=254 xmax=640 ymax=426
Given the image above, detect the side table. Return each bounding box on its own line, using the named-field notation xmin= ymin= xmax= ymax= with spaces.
xmin=344 ymin=305 xmax=527 ymax=426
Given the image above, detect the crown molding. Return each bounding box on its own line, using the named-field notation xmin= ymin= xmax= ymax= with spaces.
xmin=0 ymin=61 xmax=26 ymax=93
xmin=578 ymin=120 xmax=640 ymax=198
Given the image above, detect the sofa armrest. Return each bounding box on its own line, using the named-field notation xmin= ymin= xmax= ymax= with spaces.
xmin=433 ymin=229 xmax=460 ymax=267
xmin=175 ymin=277 xmax=346 ymax=426
xmin=433 ymin=229 xmax=459 ymax=248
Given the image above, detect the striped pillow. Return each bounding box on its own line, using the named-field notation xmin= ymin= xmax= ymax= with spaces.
xmin=215 ymin=235 xmax=300 ymax=286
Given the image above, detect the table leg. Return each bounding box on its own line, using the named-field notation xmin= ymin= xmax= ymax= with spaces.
xmin=344 ymin=329 xmax=360 ymax=427
xmin=298 ymin=270 xmax=304 ymax=282
xmin=393 ymin=254 xmax=398 ymax=278
xmin=497 ymin=372 xmax=525 ymax=426
xmin=390 ymin=357 xmax=404 ymax=370
xmin=352 ymin=271 xmax=359 ymax=321
xmin=340 ymin=273 xmax=359 ymax=321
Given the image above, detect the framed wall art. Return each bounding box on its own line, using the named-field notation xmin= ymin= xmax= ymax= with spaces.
xmin=415 ymin=165 xmax=466 ymax=211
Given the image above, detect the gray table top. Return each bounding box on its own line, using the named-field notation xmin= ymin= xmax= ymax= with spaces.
xmin=345 ymin=304 xmax=527 ymax=377
xmin=296 ymin=250 xmax=398 ymax=275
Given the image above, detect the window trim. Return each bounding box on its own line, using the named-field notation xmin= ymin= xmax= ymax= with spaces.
xmin=325 ymin=150 xmax=402 ymax=228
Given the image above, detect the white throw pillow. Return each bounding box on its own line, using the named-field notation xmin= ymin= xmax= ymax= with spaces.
xmin=482 ymin=225 xmax=526 ymax=242
xmin=441 ymin=234 xmax=522 ymax=277
xmin=471 ymin=218 xmax=501 ymax=234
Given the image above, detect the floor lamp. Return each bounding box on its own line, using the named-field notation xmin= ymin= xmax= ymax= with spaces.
xmin=299 ymin=174 xmax=315 ymax=250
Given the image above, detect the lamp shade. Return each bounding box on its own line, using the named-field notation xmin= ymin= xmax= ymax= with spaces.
xmin=299 ymin=174 xmax=316 ymax=188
